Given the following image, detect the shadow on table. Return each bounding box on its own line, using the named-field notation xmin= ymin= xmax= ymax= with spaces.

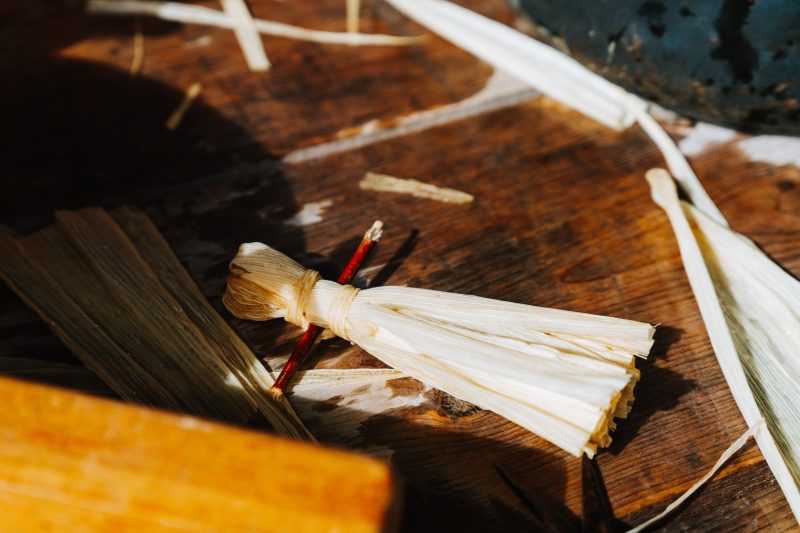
xmin=0 ymin=0 xmax=304 ymax=385
xmin=608 ymin=325 xmax=695 ymax=455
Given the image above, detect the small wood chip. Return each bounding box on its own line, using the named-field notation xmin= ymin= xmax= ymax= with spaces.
xmin=165 ymin=82 xmax=202 ymax=131
xmin=359 ymin=172 xmax=474 ymax=204
xmin=130 ymin=17 xmax=144 ymax=75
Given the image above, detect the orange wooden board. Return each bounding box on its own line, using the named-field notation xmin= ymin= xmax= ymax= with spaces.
xmin=0 ymin=376 xmax=394 ymax=532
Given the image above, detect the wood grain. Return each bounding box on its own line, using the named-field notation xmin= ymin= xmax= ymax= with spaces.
xmin=0 ymin=375 xmax=394 ymax=532
xmin=1 ymin=0 xmax=799 ymax=531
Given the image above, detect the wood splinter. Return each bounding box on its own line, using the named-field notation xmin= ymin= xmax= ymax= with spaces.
xmin=359 ymin=172 xmax=474 ymax=204
xmin=130 ymin=16 xmax=144 ymax=75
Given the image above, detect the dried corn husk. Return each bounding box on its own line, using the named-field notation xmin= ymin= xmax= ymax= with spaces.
xmin=646 ymin=168 xmax=800 ymax=519
xmin=220 ymin=0 xmax=270 ymax=71
xmin=224 ymin=243 xmax=654 ymax=457
xmin=88 ymin=0 xmax=422 ymax=46
xmin=0 ymin=208 xmax=310 ymax=440
xmin=0 ymin=355 xmax=401 ymax=404
xmin=347 ymin=0 xmax=360 ymax=33
xmin=287 ymin=368 xmax=405 ymax=394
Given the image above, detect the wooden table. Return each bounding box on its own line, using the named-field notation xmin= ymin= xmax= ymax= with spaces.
xmin=2 ymin=1 xmax=799 ymax=530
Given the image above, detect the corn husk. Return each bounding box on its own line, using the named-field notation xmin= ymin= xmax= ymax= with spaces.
xmin=287 ymin=368 xmax=405 ymax=394
xmin=220 ymin=0 xmax=270 ymax=71
xmin=225 ymin=243 xmax=654 ymax=457
xmin=165 ymin=82 xmax=201 ymax=130
xmin=88 ymin=0 xmax=423 ymax=47
xmin=646 ymin=169 xmax=800 ymax=518
xmin=0 ymin=355 xmax=401 ymax=404
xmin=0 ymin=208 xmax=310 ymax=440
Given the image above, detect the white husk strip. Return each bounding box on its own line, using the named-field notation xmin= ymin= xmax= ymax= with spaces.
xmin=634 ymin=111 xmax=726 ymax=225
xmin=347 ymin=0 xmax=360 ymax=33
xmin=165 ymin=82 xmax=201 ymax=130
xmin=225 ymin=244 xmax=654 ymax=457
xmin=385 ymin=0 xmax=800 ymax=521
xmin=627 ymin=421 xmax=763 ymax=533
xmin=288 ymin=368 xmax=406 ymax=394
xmin=220 ymin=0 xmax=270 ymax=71
xmin=0 ymin=356 xmax=398 ymax=399
xmin=646 ymin=169 xmax=800 ymax=519
xmin=360 ymin=172 xmax=474 ymax=204
xmin=88 ymin=0 xmax=422 ymax=46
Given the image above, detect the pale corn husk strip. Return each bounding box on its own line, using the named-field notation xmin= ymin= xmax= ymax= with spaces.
xmin=165 ymin=82 xmax=201 ymax=130
xmin=225 ymin=243 xmax=654 ymax=457
xmin=627 ymin=421 xmax=764 ymax=533
xmin=88 ymin=0 xmax=423 ymax=47
xmin=220 ymin=0 xmax=270 ymax=71
xmin=360 ymin=172 xmax=474 ymax=204
xmin=646 ymin=169 xmax=800 ymax=519
xmin=0 ymin=355 xmax=399 ymax=403
xmin=385 ymin=1 xmax=800 ymax=521
xmin=287 ymin=368 xmax=406 ymax=394
xmin=634 ymin=111 xmax=726 ymax=225
xmin=130 ymin=16 xmax=144 ymax=75
xmin=347 ymin=0 xmax=360 ymax=33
